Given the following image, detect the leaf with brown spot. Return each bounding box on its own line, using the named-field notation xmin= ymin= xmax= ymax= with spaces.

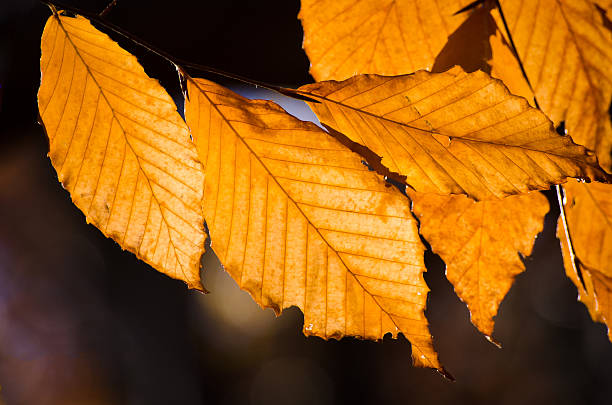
xmin=38 ymin=13 xmax=206 ymax=289
xmin=294 ymin=67 xmax=610 ymax=200
xmin=183 ymin=76 xmax=444 ymax=371
xmin=559 ymin=180 xmax=612 ymax=341
xmin=410 ymin=190 xmax=549 ymax=338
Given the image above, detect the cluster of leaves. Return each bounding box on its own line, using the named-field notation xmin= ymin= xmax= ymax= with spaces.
xmin=36 ymin=0 xmax=612 ymax=375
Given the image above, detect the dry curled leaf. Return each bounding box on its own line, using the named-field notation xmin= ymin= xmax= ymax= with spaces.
xmin=559 ymin=180 xmax=612 ymax=341
xmin=183 ymin=76 xmax=445 ymax=371
xmin=410 ymin=191 xmax=549 ymax=338
xmin=295 ymin=67 xmax=610 ymax=200
xmin=38 ymin=13 xmax=206 ymax=289
xmin=299 ymin=0 xmax=474 ymax=81
xmin=497 ymin=0 xmax=612 ymax=170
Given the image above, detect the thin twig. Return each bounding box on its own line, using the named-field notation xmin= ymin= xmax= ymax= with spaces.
xmin=99 ymin=0 xmax=117 ymax=17
xmin=494 ymin=0 xmax=585 ymax=288
xmin=38 ymin=0 xmax=318 ymax=102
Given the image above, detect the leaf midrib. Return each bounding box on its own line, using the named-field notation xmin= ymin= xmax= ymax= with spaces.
xmin=56 ymin=15 xmax=194 ymax=280
xmin=297 ymin=88 xmax=602 ymax=164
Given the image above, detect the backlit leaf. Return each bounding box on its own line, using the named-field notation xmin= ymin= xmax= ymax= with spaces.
xmin=295 ymin=67 xmax=610 ymax=200
xmin=38 ymin=14 xmax=206 ymax=289
xmin=184 ymin=76 xmax=444 ymax=370
xmin=496 ymin=0 xmax=612 ymax=170
xmin=299 ymin=0 xmax=474 ymax=80
xmin=558 ymin=180 xmax=612 ymax=341
xmin=410 ymin=191 xmax=549 ymax=338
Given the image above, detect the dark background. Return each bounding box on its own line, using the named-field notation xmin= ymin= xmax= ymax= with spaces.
xmin=1 ymin=1 xmax=611 ymax=404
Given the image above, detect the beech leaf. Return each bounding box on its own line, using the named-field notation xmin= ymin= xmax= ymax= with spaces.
xmin=559 ymin=180 xmax=612 ymax=341
xmin=38 ymin=14 xmax=206 ymax=289
xmin=296 ymin=67 xmax=610 ymax=200
xmin=299 ymin=0 xmax=474 ymax=80
xmin=410 ymin=191 xmax=549 ymax=338
xmin=183 ymin=76 xmax=444 ymax=371
xmin=496 ymin=0 xmax=612 ymax=170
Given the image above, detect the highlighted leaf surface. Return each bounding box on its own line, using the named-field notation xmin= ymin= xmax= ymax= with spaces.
xmin=411 ymin=191 xmax=549 ymax=337
xmin=559 ymin=180 xmax=612 ymax=341
xmin=297 ymin=68 xmax=610 ymax=200
xmin=299 ymin=0 xmax=474 ymax=80
xmin=184 ymin=77 xmax=441 ymax=370
xmin=497 ymin=0 xmax=612 ymax=170
xmin=38 ymin=14 xmax=206 ymax=289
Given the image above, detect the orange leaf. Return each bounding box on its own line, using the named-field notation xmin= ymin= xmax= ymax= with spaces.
xmin=299 ymin=0 xmax=475 ymax=80
xmin=296 ymin=67 xmax=610 ymax=200
xmin=184 ymin=76 xmax=444 ymax=371
xmin=38 ymin=14 xmax=206 ymax=289
xmin=411 ymin=191 xmax=549 ymax=338
xmin=496 ymin=0 xmax=612 ymax=170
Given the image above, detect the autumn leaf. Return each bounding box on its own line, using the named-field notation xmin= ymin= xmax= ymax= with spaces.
xmin=558 ymin=180 xmax=612 ymax=341
xmin=38 ymin=13 xmax=206 ymax=289
xmin=410 ymin=190 xmax=549 ymax=338
xmin=298 ymin=0 xmax=475 ymax=81
xmin=294 ymin=67 xmax=610 ymax=200
xmin=183 ymin=76 xmax=445 ymax=371
xmin=495 ymin=0 xmax=612 ymax=170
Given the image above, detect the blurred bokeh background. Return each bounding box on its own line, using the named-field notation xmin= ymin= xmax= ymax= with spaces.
xmin=1 ymin=0 xmax=611 ymax=404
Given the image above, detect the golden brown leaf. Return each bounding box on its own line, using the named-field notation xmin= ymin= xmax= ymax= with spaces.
xmin=299 ymin=0 xmax=474 ymax=80
xmin=558 ymin=180 xmax=612 ymax=341
xmin=38 ymin=14 xmax=206 ymax=289
xmin=184 ymin=77 xmax=443 ymax=370
xmin=411 ymin=191 xmax=549 ymax=337
xmin=296 ymin=67 xmax=610 ymax=200
xmin=497 ymin=0 xmax=612 ymax=170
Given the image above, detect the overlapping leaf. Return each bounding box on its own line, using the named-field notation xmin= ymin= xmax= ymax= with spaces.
xmin=496 ymin=0 xmax=612 ymax=170
xmin=559 ymin=180 xmax=612 ymax=341
xmin=38 ymin=13 xmax=206 ymax=289
xmin=295 ymin=67 xmax=610 ymax=200
xmin=183 ymin=77 xmax=444 ymax=370
xmin=299 ymin=0 xmax=474 ymax=81
xmin=410 ymin=191 xmax=549 ymax=337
